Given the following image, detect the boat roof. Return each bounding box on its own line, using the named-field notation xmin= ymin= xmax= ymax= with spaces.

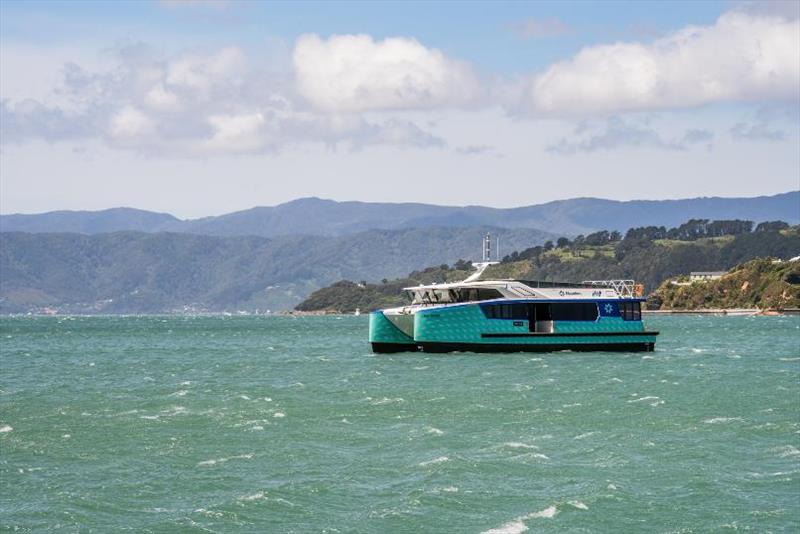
xmin=402 ymin=279 xmax=613 ymax=291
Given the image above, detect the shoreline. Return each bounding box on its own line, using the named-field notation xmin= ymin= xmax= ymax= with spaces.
xmin=644 ymin=308 xmax=800 ymax=315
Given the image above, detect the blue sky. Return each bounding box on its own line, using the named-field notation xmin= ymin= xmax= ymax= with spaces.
xmin=1 ymin=0 xmax=798 ymax=217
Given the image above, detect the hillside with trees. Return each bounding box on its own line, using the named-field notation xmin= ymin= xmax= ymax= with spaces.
xmin=0 ymin=228 xmax=550 ymax=314
xmin=295 ymin=219 xmax=800 ymax=312
xmin=649 ymin=258 xmax=800 ymax=310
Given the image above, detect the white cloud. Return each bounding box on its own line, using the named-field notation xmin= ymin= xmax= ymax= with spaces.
xmin=108 ymin=106 xmax=155 ymax=140
xmin=521 ymin=11 xmax=800 ymax=116
xmin=205 ymin=112 xmax=269 ymax=153
xmin=166 ymin=46 xmax=246 ymax=96
xmin=293 ymin=33 xmax=482 ymax=113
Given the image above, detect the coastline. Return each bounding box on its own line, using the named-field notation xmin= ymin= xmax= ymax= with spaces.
xmin=644 ymin=308 xmax=800 ymax=315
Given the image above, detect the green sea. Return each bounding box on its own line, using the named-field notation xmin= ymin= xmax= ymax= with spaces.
xmin=1 ymin=315 xmax=799 ymax=532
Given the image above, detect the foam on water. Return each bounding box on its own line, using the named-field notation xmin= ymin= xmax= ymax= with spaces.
xmin=0 ymin=425 xmax=12 ymax=433
xmin=627 ymin=396 xmax=660 ymax=403
xmin=419 ymin=456 xmax=449 ymax=467
xmin=703 ymin=417 xmax=745 ymax=424
xmin=483 ymin=505 xmax=560 ymax=534
xmin=426 ymin=427 xmax=444 ymax=435
xmin=197 ymin=453 xmax=254 ymax=467
xmin=503 ymin=442 xmax=537 ymax=449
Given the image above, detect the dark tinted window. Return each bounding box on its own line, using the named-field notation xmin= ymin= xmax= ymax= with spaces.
xmin=550 ymin=303 xmax=598 ymax=321
xmin=453 ymin=288 xmax=503 ymax=303
xmin=481 ymin=302 xmax=600 ymax=321
xmin=620 ymin=301 xmax=642 ymax=321
xmin=481 ymin=303 xmax=528 ymax=320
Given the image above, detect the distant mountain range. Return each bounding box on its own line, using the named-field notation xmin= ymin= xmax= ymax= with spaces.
xmin=3 ymin=191 xmax=798 ymax=238
xmin=0 ymin=226 xmax=555 ymax=313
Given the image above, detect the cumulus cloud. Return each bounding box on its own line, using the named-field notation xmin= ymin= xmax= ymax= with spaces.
xmin=509 ymin=17 xmax=571 ymax=39
xmin=0 ymin=42 xmax=445 ymax=156
xmin=293 ymin=33 xmax=482 ymax=113
xmin=547 ymin=118 xmax=714 ymax=155
xmin=520 ymin=11 xmax=800 ymax=116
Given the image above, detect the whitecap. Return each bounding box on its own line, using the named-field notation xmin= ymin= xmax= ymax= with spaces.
xmin=526 ymin=505 xmax=558 ymax=519
xmin=273 ymin=412 xmax=286 ymax=418
xmin=482 ymin=505 xmax=558 ymax=533
xmin=197 ymin=453 xmax=253 ymax=467
xmin=503 ymin=442 xmax=537 ymax=449
xmin=238 ymin=492 xmax=264 ymax=502
xmin=627 ymin=396 xmax=660 ymax=403
xmin=703 ymin=417 xmax=744 ymax=424
xmin=371 ymin=397 xmax=404 ymax=405
xmin=568 ymin=501 xmax=588 ymax=510
xmin=574 ymin=431 xmax=598 ymax=440
xmin=0 ymin=425 xmax=12 ymax=433
xmin=139 ymin=415 xmax=159 ymax=420
xmin=239 ymin=395 xmax=251 ymax=400
xmin=442 ymin=486 xmax=459 ymax=493
xmin=170 ymin=390 xmax=188 ymax=397
xmin=419 ymin=456 xmax=449 ymax=466
xmin=772 ymin=445 xmax=800 ymax=458
xmin=426 ymin=427 xmax=444 ymax=435
xmin=779 ymin=357 xmax=800 ymax=361
xmin=482 ymin=519 xmax=528 ymax=534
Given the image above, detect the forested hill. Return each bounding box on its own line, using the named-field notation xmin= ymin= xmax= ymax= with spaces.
xmin=295 ymin=220 xmax=800 ymax=313
xmin=0 ymin=226 xmax=553 ymax=314
xmin=2 ymin=191 xmax=797 ymax=238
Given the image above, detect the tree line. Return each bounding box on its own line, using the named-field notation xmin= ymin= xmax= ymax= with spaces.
xmin=502 ymin=219 xmax=792 ymax=264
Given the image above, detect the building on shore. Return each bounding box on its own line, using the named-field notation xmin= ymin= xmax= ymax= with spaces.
xmin=689 ymin=271 xmax=727 ymax=282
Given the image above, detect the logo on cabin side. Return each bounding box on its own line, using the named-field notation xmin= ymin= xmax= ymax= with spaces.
xmin=604 ymin=303 xmax=614 ymax=314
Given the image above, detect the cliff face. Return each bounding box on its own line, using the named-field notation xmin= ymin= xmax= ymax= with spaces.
xmin=649 ymin=259 xmax=800 ymax=310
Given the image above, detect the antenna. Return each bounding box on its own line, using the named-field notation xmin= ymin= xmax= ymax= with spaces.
xmin=496 ymin=236 xmax=500 ymax=261
xmin=483 ymin=233 xmax=491 ymax=262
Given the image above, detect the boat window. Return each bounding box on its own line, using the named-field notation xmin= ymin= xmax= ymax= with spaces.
xmin=452 ymin=288 xmax=503 ymax=303
xmin=550 ymin=303 xmax=599 ymax=321
xmin=620 ymin=301 xmax=641 ymax=321
xmin=481 ymin=303 xmax=528 ymax=320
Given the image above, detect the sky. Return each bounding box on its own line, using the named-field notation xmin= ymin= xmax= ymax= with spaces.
xmin=0 ymin=0 xmax=798 ymax=218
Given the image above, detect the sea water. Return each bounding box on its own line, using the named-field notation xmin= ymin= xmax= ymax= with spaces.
xmin=1 ymin=315 xmax=798 ymax=532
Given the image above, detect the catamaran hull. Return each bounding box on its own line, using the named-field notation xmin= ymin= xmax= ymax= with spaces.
xmin=417 ymin=340 xmax=655 ymax=353
xmin=370 ymin=300 xmax=659 ymax=354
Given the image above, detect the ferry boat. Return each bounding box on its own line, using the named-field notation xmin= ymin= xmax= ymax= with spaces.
xmin=369 ymin=236 xmax=658 ymax=353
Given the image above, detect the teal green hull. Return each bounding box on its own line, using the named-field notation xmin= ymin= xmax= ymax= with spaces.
xmin=370 ymin=303 xmax=658 ymax=353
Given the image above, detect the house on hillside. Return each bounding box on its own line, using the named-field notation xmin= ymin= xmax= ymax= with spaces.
xmin=689 ymin=271 xmax=726 ymax=282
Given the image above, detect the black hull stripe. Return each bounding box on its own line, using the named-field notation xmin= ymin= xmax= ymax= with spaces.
xmin=371 ymin=342 xmax=419 ymax=353
xmin=419 ymin=342 xmax=655 ymax=353
xmin=481 ymin=331 xmax=659 ymax=338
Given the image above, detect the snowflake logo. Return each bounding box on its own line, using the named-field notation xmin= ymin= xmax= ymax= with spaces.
xmin=604 ymin=303 xmax=614 ymax=314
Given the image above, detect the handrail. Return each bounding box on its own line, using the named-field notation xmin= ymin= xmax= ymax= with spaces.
xmin=582 ymin=280 xmax=637 ymax=298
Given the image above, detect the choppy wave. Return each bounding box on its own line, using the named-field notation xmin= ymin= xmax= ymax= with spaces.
xmin=703 ymin=417 xmax=744 ymax=424
xmin=482 ymin=505 xmax=559 ymax=534
xmin=197 ymin=453 xmax=254 ymax=467
xmin=419 ymin=456 xmax=449 ymax=467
